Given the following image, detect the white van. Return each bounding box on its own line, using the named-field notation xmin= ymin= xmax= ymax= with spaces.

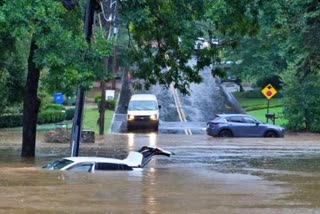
xmin=126 ymin=94 xmax=160 ymax=131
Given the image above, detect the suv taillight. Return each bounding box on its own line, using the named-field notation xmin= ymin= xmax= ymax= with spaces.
xmin=207 ymin=122 xmax=219 ymax=127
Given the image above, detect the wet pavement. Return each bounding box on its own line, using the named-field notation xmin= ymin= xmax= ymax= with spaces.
xmin=2 ymin=131 xmax=320 ymax=213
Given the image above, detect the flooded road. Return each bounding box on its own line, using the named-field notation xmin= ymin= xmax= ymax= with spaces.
xmin=2 ymin=131 xmax=320 ymax=213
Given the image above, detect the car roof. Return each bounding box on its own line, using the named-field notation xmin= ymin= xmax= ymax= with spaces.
xmin=130 ymin=94 xmax=157 ymax=101
xmin=216 ymin=113 xmax=251 ymax=117
xmin=63 ymin=156 xmax=125 ymax=164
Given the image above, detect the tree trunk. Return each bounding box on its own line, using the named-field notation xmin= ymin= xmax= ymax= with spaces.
xmin=21 ymin=39 xmax=40 ymax=157
xmin=99 ymin=79 xmax=106 ymax=135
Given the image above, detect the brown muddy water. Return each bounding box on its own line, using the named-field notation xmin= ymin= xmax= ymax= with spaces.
xmin=2 ymin=131 xmax=320 ymax=213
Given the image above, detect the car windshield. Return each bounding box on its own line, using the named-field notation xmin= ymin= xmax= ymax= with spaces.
xmin=128 ymin=100 xmax=157 ymax=110
xmin=42 ymin=159 xmax=73 ymax=170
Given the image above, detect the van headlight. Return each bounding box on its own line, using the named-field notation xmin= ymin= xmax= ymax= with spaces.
xmin=128 ymin=115 xmax=135 ymax=121
xmin=150 ymin=114 xmax=158 ymax=121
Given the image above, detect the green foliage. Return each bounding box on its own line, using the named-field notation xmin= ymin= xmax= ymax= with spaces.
xmin=94 ymin=95 xmax=101 ymax=103
xmin=0 ymin=70 xmax=9 ymax=115
xmin=65 ymin=108 xmax=75 ymax=120
xmin=0 ymin=114 xmax=23 ymax=128
xmin=0 ymin=108 xmax=74 ymax=128
xmin=95 ymin=97 xmax=116 ymax=110
xmin=0 ymin=0 xmax=106 ymax=98
xmin=234 ymin=90 xmax=265 ymax=99
xmin=281 ymin=66 xmax=320 ymax=132
xmin=255 ymin=75 xmax=283 ymax=90
xmin=37 ymin=110 xmax=65 ymax=124
xmin=105 ymin=100 xmax=116 ymax=110
xmin=234 ymin=89 xmax=283 ymax=100
xmin=44 ymin=104 xmax=65 ymax=111
xmin=1 ymin=104 xmax=23 ymax=115
xmin=120 ymin=1 xmax=212 ymax=94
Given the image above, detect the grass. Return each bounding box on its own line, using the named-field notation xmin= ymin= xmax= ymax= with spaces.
xmin=247 ymin=107 xmax=286 ymax=126
xmin=82 ymin=107 xmax=114 ymax=134
xmin=233 ymin=92 xmax=287 ymax=126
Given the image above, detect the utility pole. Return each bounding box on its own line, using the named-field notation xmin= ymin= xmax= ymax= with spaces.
xmin=98 ymin=0 xmax=118 ymax=134
xmin=65 ymin=0 xmax=118 ymax=153
xmin=66 ymin=0 xmax=97 ymax=156
xmin=111 ymin=0 xmax=118 ymax=90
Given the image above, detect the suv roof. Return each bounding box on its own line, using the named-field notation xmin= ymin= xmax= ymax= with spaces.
xmin=216 ymin=114 xmax=249 ymax=117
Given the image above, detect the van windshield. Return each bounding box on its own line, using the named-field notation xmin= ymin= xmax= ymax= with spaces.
xmin=128 ymin=100 xmax=158 ymax=110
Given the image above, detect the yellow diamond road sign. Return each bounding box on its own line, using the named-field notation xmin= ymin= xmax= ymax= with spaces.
xmin=261 ymin=84 xmax=277 ymax=99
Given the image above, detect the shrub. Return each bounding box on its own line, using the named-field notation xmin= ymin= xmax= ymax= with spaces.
xmin=240 ymin=89 xmax=265 ymax=99
xmin=234 ymin=89 xmax=283 ymax=99
xmin=65 ymin=108 xmax=75 ymax=120
xmin=97 ymin=99 xmax=116 ymax=110
xmin=94 ymin=95 xmax=101 ymax=103
xmin=0 ymin=114 xmax=23 ymax=128
xmin=44 ymin=103 xmax=65 ymax=111
xmin=256 ymin=75 xmax=283 ymax=90
xmin=244 ymin=104 xmax=283 ymax=111
xmin=3 ymin=104 xmax=23 ymax=115
xmin=38 ymin=110 xmax=65 ymax=124
xmin=106 ymin=99 xmax=115 ymax=110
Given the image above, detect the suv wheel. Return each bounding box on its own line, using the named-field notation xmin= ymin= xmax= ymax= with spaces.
xmin=219 ymin=130 xmax=233 ymax=137
xmin=265 ymin=130 xmax=278 ymax=138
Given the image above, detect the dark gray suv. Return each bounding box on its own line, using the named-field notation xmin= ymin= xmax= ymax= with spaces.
xmin=206 ymin=114 xmax=285 ymax=138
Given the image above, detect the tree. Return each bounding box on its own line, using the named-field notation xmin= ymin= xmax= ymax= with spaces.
xmin=0 ymin=0 xmax=96 ymax=156
xmin=119 ymin=0 xmax=262 ymax=94
xmin=281 ymin=0 xmax=320 ymax=131
xmin=0 ymin=7 xmax=26 ymax=114
xmin=214 ymin=0 xmax=320 ymax=131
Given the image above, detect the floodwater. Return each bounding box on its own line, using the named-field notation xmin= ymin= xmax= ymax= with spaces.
xmin=2 ymin=131 xmax=320 ymax=213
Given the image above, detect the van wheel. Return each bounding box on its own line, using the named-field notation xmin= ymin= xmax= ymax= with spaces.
xmin=218 ymin=130 xmax=233 ymax=137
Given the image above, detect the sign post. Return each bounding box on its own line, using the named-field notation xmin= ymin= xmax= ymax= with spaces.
xmin=261 ymin=84 xmax=278 ymax=123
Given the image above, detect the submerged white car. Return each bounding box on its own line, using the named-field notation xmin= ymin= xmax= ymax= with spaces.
xmin=42 ymin=146 xmax=173 ymax=172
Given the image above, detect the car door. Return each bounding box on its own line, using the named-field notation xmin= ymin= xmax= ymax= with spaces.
xmin=226 ymin=116 xmax=248 ymax=136
xmin=241 ymin=116 xmax=262 ymax=137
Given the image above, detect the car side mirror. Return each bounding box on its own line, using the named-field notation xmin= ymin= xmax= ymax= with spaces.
xmin=125 ymin=105 xmax=128 ymax=110
xmin=256 ymin=122 xmax=259 ymax=126
xmin=158 ymin=105 xmax=161 ymax=109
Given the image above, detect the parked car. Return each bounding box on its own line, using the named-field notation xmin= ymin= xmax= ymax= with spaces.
xmin=42 ymin=146 xmax=173 ymax=172
xmin=206 ymin=114 xmax=285 ymax=138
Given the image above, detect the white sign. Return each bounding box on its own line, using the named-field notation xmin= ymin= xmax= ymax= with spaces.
xmin=105 ymin=90 xmax=115 ymax=100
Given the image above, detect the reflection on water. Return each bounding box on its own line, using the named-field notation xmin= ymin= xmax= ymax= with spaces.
xmin=2 ymin=133 xmax=320 ymax=213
